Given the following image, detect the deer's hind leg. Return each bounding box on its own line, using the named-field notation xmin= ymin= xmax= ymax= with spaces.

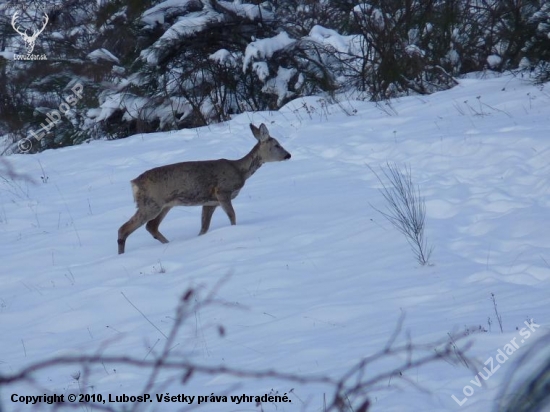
xmin=199 ymin=205 xmax=218 ymax=235
xmin=118 ymin=205 xmax=162 ymax=254
xmin=146 ymin=206 xmax=172 ymax=244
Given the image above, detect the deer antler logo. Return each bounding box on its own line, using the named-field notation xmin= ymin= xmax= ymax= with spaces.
xmin=11 ymin=10 xmax=49 ymax=55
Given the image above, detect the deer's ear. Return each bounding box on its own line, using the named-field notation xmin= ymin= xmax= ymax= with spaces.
xmin=250 ymin=123 xmax=270 ymax=141
xmin=249 ymin=124 xmax=260 ymax=140
xmin=258 ymin=123 xmax=269 ymax=141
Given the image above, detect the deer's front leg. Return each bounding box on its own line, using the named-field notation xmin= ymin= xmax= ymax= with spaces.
xmin=215 ymin=191 xmax=236 ymax=226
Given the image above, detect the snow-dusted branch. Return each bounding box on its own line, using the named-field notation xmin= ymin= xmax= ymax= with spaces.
xmin=0 ymin=281 xmax=470 ymax=412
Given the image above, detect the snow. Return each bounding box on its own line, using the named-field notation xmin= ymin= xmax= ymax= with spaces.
xmin=0 ymin=51 xmax=14 ymax=60
xmin=216 ymin=2 xmax=274 ymax=21
xmin=141 ymin=0 xmax=202 ymax=26
xmin=89 ymin=92 xmax=192 ymax=129
xmin=141 ymin=9 xmax=224 ymax=65
xmin=243 ymin=31 xmax=295 ymax=70
xmin=353 ymin=4 xmax=385 ymax=30
xmin=1 ymin=73 xmax=550 ymax=411
xmin=261 ymin=66 xmax=297 ymax=105
xmin=140 ymin=1 xmax=275 ymax=65
xmin=140 ymin=0 xmax=273 ymax=28
xmin=209 ymin=49 xmax=238 ymax=68
xmin=252 ymin=61 xmax=269 ymax=81
xmin=87 ymin=48 xmax=120 ymax=64
xmin=487 ymin=55 xmax=502 ymax=69
xmin=447 ymin=49 xmax=460 ymax=65
xmin=89 ymin=93 xmax=123 ymax=122
xmin=308 ymin=25 xmax=358 ymax=54
xmin=405 ymin=44 xmax=425 ymax=57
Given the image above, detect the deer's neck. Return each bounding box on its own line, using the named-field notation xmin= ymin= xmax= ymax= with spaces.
xmin=235 ymin=144 xmax=263 ymax=180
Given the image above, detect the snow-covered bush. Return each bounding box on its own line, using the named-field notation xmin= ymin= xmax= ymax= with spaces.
xmin=1 ymin=0 xmax=549 ymax=152
xmin=522 ymin=2 xmax=550 ymax=83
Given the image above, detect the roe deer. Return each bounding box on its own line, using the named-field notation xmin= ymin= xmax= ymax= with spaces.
xmin=117 ymin=123 xmax=291 ymax=254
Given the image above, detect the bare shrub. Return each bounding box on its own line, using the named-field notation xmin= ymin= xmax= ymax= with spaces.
xmin=371 ymin=163 xmax=432 ymax=266
xmin=0 ymin=280 xmax=470 ymax=411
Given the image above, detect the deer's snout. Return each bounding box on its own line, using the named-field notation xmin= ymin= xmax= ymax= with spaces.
xmin=284 ymin=153 xmax=291 ymax=160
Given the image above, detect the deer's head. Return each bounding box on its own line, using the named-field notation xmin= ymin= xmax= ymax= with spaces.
xmin=250 ymin=123 xmax=291 ymax=163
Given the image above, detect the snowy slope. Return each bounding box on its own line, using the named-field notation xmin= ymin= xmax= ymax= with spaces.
xmin=1 ymin=73 xmax=550 ymax=411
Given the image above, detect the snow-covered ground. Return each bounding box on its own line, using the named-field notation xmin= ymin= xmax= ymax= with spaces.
xmin=1 ymin=73 xmax=550 ymax=411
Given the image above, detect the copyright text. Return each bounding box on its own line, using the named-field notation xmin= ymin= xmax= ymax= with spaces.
xmin=11 ymin=392 xmax=292 ymax=405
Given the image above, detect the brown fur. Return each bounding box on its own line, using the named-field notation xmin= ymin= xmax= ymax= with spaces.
xmin=117 ymin=123 xmax=291 ymax=254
